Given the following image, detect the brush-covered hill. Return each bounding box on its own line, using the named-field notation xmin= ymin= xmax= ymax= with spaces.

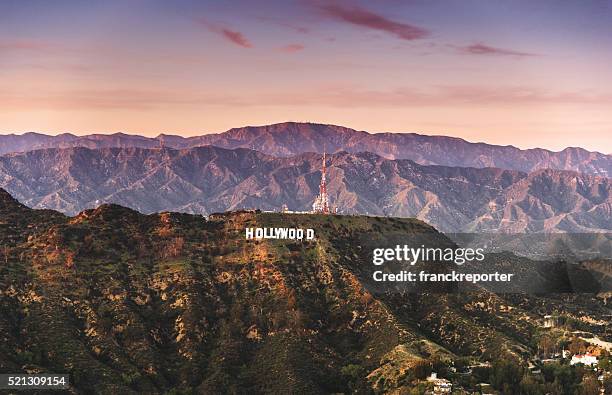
xmin=0 ymin=189 xmax=609 ymax=394
xmin=1 ymin=122 xmax=610 ymax=175
xmin=0 ymin=146 xmax=610 ymax=233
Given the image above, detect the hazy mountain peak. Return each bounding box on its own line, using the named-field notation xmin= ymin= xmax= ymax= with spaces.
xmin=1 ymin=122 xmax=610 ymax=175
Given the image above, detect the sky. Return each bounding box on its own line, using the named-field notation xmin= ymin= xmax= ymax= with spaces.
xmin=1 ymin=0 xmax=611 ymax=153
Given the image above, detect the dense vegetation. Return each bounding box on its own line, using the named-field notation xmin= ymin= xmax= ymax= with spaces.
xmin=0 ymin=189 xmax=609 ymax=394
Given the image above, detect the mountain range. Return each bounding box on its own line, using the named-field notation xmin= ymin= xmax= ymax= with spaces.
xmin=1 ymin=122 xmax=610 ymax=176
xmin=0 ymin=146 xmax=609 ymax=233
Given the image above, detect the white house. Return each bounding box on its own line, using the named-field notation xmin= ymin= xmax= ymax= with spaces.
xmin=427 ymin=373 xmax=452 ymax=394
xmin=570 ymin=353 xmax=597 ymax=366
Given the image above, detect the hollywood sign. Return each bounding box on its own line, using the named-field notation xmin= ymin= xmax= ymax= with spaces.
xmin=245 ymin=227 xmax=315 ymax=240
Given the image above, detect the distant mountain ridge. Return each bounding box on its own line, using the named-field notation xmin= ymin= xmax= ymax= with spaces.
xmin=1 ymin=122 xmax=610 ymax=175
xmin=0 ymin=146 xmax=609 ymax=233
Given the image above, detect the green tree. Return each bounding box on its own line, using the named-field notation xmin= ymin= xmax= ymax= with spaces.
xmin=490 ymin=358 xmax=523 ymax=391
xmin=519 ymin=374 xmax=544 ymax=395
xmin=598 ymin=350 xmax=611 ymax=370
xmin=413 ymin=359 xmax=432 ymax=380
xmin=541 ymin=363 xmax=579 ymax=395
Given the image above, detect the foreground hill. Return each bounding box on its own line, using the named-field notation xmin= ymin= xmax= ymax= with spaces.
xmin=0 ymin=189 xmax=609 ymax=394
xmin=0 ymin=146 xmax=610 ymax=233
xmin=1 ymin=122 xmax=610 ymax=175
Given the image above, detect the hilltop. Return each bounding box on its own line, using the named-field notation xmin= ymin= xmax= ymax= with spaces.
xmin=0 ymin=189 xmax=610 ymax=393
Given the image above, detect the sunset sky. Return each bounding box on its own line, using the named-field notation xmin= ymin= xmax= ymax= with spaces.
xmin=1 ymin=0 xmax=611 ymax=153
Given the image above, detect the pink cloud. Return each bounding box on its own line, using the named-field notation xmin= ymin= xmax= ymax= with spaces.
xmin=198 ymin=19 xmax=252 ymax=48
xmin=278 ymin=44 xmax=305 ymax=53
xmin=314 ymin=3 xmax=429 ymax=40
xmin=459 ymin=43 xmax=536 ymax=57
xmin=219 ymin=29 xmax=252 ymax=48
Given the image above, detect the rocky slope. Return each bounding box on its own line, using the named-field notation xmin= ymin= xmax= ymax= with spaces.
xmin=0 ymin=147 xmax=610 ymax=233
xmin=0 ymin=189 xmax=609 ymax=394
xmin=1 ymin=122 xmax=610 ymax=175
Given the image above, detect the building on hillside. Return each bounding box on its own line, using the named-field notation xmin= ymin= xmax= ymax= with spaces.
xmin=570 ymin=353 xmax=597 ymax=366
xmin=427 ymin=373 xmax=452 ymax=394
xmin=543 ymin=315 xmax=558 ymax=328
xmin=280 ymin=203 xmax=311 ymax=214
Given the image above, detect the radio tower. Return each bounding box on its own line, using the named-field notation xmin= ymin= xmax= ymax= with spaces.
xmin=312 ymin=151 xmax=330 ymax=214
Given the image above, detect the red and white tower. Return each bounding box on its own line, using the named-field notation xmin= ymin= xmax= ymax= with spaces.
xmin=312 ymin=151 xmax=330 ymax=213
